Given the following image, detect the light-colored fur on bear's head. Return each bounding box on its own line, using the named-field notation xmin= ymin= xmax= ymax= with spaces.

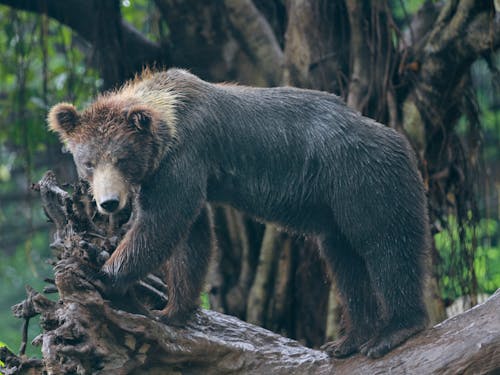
xmin=47 ymin=69 xmax=184 ymax=146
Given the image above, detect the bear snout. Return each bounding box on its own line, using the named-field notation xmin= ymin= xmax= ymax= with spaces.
xmin=99 ymin=196 xmax=120 ymax=214
xmin=92 ymin=163 xmax=129 ymax=215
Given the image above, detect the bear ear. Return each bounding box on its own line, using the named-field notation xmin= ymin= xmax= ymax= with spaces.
xmin=48 ymin=103 xmax=79 ymax=136
xmin=126 ymin=106 xmax=156 ymax=133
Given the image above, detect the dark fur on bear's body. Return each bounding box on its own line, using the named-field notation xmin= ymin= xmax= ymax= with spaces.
xmin=48 ymin=69 xmax=429 ymax=359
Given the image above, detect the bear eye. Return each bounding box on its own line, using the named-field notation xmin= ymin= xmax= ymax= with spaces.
xmin=83 ymin=161 xmax=94 ymax=171
xmin=116 ymin=157 xmax=128 ymax=168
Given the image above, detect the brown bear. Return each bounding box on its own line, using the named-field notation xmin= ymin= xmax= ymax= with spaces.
xmin=48 ymin=68 xmax=430 ymax=359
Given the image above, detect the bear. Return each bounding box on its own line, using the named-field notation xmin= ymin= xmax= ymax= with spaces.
xmin=48 ymin=68 xmax=430 ymax=359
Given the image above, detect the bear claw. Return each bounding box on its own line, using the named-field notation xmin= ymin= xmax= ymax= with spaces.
xmin=321 ymin=335 xmax=363 ymax=358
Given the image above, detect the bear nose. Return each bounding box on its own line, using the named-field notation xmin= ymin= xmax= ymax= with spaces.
xmin=100 ymin=198 xmax=120 ymax=213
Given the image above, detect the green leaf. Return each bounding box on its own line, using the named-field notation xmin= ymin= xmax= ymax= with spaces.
xmin=200 ymin=292 xmax=210 ymax=310
xmin=0 ymin=341 xmax=8 ymax=368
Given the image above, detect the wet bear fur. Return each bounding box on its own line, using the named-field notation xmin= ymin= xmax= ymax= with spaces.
xmin=48 ymin=68 xmax=430 ymax=358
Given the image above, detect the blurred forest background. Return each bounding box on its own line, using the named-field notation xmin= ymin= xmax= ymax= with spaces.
xmin=0 ymin=0 xmax=499 ymax=359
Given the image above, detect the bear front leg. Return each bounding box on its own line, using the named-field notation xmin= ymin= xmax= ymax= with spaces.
xmin=102 ymin=160 xmax=208 ymax=296
xmin=159 ymin=205 xmax=214 ymax=325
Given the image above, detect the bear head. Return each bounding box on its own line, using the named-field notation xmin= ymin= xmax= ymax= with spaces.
xmin=48 ymin=97 xmax=172 ymax=215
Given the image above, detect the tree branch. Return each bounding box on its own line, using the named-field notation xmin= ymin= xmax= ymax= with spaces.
xmin=413 ymin=0 xmax=499 ymax=128
xmin=464 ymin=11 xmax=500 ymax=55
xmin=7 ymin=271 xmax=500 ymax=373
xmin=246 ymin=224 xmax=280 ymax=325
xmin=223 ymin=0 xmax=284 ymax=85
xmin=345 ymin=0 xmax=371 ymax=111
xmin=403 ymin=0 xmax=500 ymax=194
xmin=283 ymin=0 xmax=348 ymax=94
xmin=0 ymin=0 xmax=163 ymax=86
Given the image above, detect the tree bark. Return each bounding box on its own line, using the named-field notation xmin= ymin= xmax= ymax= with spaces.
xmin=246 ymin=224 xmax=280 ymax=325
xmin=224 ymin=0 xmax=284 ymax=85
xmin=283 ymin=0 xmax=348 ymax=93
xmin=7 ymin=288 xmax=500 ymax=374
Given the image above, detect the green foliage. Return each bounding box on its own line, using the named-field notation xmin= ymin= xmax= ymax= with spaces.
xmin=121 ymin=0 xmax=165 ymax=42
xmin=471 ymin=57 xmax=500 ymax=166
xmin=0 ymin=341 xmax=6 ymax=367
xmin=200 ymin=292 xmax=210 ymax=310
xmin=0 ymin=231 xmax=54 ymax=358
xmin=391 ymin=0 xmax=427 ymax=20
xmin=435 ymin=218 xmax=500 ymax=301
xmin=443 ymin=56 xmax=500 ymax=302
xmin=0 ymin=5 xmax=101 ymax=153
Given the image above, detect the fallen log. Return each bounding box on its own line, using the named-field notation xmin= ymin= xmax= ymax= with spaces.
xmin=1 ymin=171 xmax=499 ymax=374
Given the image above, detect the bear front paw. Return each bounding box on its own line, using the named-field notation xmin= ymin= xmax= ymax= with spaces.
xmin=100 ymin=268 xmax=132 ymax=296
xmin=153 ymin=304 xmax=198 ymax=327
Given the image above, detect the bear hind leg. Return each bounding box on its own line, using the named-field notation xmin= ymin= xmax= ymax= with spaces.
xmin=360 ymin=238 xmax=428 ymax=358
xmin=320 ymin=233 xmax=381 ymax=358
xmin=159 ymin=205 xmax=214 ymax=326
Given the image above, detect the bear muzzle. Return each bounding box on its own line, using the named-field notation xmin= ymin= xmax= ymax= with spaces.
xmin=92 ymin=163 xmax=129 ymax=215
